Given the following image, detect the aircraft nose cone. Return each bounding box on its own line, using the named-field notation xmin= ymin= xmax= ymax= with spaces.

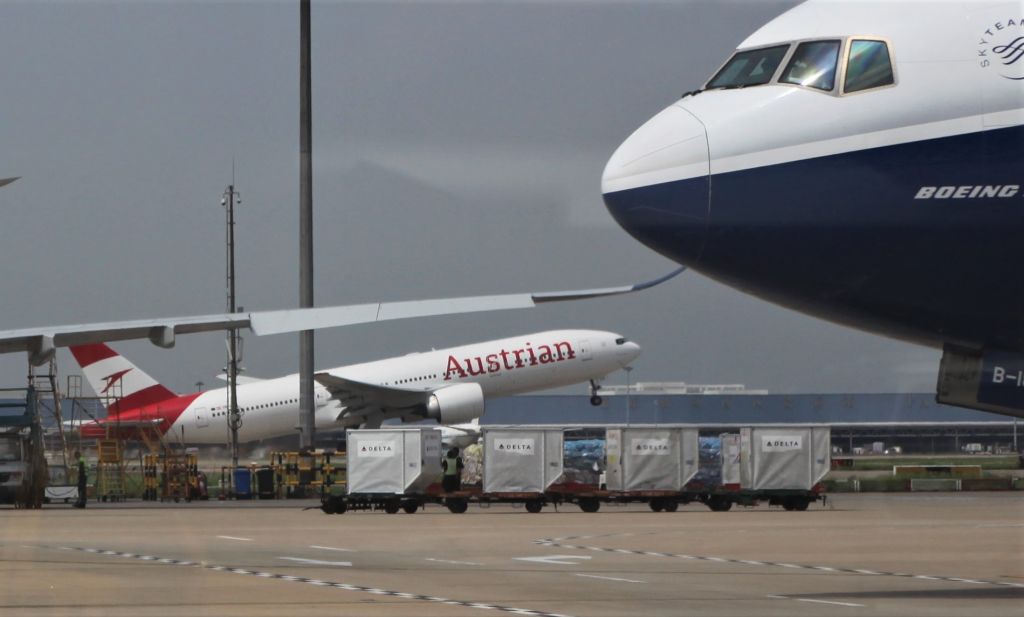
xmin=619 ymin=340 xmax=642 ymax=365
xmin=602 ymin=104 xmax=710 ymax=265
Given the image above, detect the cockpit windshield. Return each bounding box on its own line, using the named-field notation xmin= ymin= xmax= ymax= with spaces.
xmin=703 ymin=38 xmax=893 ymax=96
xmin=706 ymin=45 xmax=789 ymax=89
xmin=780 ymin=40 xmax=840 ymax=91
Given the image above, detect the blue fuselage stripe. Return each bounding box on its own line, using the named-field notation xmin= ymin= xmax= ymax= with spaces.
xmin=603 ymin=125 xmax=1024 ymax=350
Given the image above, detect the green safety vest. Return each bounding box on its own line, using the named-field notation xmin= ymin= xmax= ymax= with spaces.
xmin=444 ymin=456 xmax=459 ymax=476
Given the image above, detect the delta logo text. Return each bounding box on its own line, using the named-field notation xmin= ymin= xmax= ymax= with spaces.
xmin=494 ymin=439 xmax=535 ymax=455
xmin=761 ymin=435 xmax=802 ymax=452
xmin=444 ymin=341 xmax=576 ymax=380
xmin=632 ymin=439 xmax=671 ymax=455
xmin=977 ymin=16 xmax=1024 ymax=80
xmin=359 ymin=441 xmax=396 ymax=457
xmin=914 ymin=185 xmax=1020 ymax=200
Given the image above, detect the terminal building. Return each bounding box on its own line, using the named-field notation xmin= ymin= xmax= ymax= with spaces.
xmin=481 ymin=383 xmax=1021 ymax=455
xmin=8 ymin=382 xmax=1021 ymax=456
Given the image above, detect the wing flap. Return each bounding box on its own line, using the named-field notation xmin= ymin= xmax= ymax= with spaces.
xmin=314 ymin=373 xmax=429 ymax=417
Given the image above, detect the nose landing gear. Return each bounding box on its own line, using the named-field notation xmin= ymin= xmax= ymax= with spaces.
xmin=589 ymin=380 xmax=603 ymax=406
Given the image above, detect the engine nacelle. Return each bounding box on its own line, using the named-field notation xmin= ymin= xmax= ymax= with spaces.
xmin=426 ymin=383 xmax=485 ymax=425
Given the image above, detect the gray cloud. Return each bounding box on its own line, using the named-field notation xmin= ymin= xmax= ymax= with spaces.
xmin=0 ymin=1 xmax=942 ymax=398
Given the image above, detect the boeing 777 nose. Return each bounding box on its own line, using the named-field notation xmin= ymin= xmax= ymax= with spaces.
xmin=615 ymin=338 xmax=642 ymax=366
xmin=601 ymin=103 xmax=710 ymax=265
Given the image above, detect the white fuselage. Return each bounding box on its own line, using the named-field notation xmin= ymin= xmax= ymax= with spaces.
xmin=165 ymin=330 xmax=638 ymax=444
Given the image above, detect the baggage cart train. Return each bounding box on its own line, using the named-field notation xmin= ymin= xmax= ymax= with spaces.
xmin=321 ymin=425 xmax=829 ymax=514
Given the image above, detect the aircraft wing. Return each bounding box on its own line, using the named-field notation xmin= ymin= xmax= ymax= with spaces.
xmin=314 ymin=372 xmax=429 ymax=418
xmin=0 ymin=267 xmax=684 ymax=365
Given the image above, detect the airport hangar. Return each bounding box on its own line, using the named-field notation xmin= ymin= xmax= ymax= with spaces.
xmin=479 ymin=384 xmax=1021 ymax=455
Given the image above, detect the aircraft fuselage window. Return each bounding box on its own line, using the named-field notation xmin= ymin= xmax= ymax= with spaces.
xmin=780 ymin=40 xmax=840 ymax=91
xmin=706 ymin=44 xmax=789 ymax=89
xmin=844 ymin=39 xmax=894 ymax=93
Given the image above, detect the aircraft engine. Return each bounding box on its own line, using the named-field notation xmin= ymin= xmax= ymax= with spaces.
xmin=426 ymin=383 xmax=484 ymax=425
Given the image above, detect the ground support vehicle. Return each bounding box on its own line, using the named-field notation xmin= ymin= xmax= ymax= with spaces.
xmin=685 ymin=483 xmax=826 ymax=512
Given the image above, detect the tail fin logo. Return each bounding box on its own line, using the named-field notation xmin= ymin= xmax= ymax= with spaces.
xmin=101 ymin=369 xmax=132 ymax=394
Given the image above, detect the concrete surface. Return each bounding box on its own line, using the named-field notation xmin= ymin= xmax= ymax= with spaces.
xmin=0 ymin=493 xmax=1021 ymax=616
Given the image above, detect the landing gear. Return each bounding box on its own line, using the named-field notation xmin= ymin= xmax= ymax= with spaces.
xmin=589 ymin=380 xmax=603 ymax=406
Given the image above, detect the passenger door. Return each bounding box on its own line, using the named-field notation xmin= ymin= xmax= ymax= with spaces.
xmin=194 ymin=407 xmax=209 ymax=428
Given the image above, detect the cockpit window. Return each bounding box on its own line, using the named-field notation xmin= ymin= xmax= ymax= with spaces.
xmin=780 ymin=40 xmax=840 ymax=91
xmin=615 ymin=337 xmax=627 ymax=345
xmin=706 ymin=45 xmax=789 ymax=89
xmin=844 ymin=39 xmax=894 ymax=93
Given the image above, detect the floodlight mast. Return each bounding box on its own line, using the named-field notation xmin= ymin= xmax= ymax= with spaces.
xmin=299 ymin=0 xmax=315 ymax=450
xmin=222 ymin=184 xmax=242 ymax=469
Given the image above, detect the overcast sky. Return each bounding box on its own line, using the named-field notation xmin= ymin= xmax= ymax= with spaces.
xmin=0 ymin=0 xmax=942 ymax=397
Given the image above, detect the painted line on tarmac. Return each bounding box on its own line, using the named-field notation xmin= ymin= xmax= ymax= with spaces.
xmin=278 ymin=557 xmax=352 ymax=567
xmin=537 ymin=535 xmax=1024 ymax=590
xmin=310 ymin=545 xmax=355 ymax=552
xmin=574 ymin=573 xmax=644 ymax=584
xmin=768 ymin=595 xmax=864 ymax=608
xmin=216 ymin=535 xmax=253 ymax=542
xmin=56 ymin=546 xmax=574 ymax=617
xmin=425 ymin=558 xmax=485 ymax=566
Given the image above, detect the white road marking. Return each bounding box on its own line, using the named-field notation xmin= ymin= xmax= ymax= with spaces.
xmin=310 ymin=545 xmax=355 ymax=552
xmin=574 ymin=573 xmax=645 ymax=584
xmin=514 ymin=555 xmax=593 ymax=565
xmin=796 ymin=598 xmax=865 ymax=608
xmin=216 ymin=535 xmax=253 ymax=542
xmin=769 ymin=595 xmax=864 ymax=608
xmin=425 ymin=557 xmax=484 ymax=566
xmin=66 ymin=544 xmax=579 ymax=617
xmin=278 ymin=557 xmax=352 ymax=567
xmin=538 ymin=534 xmax=1020 ymax=591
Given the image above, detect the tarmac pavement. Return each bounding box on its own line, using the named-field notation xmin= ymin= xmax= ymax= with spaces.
xmin=0 ymin=493 xmax=1021 ymax=616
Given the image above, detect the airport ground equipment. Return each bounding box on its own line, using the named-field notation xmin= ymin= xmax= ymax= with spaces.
xmin=143 ymin=452 xmax=201 ymax=502
xmin=322 ymin=428 xmax=441 ymax=514
xmin=483 ymin=428 xmax=563 ymax=492
xmin=271 ymin=450 xmax=340 ymax=498
xmin=688 ymin=427 xmax=830 ymax=511
xmin=321 ymin=425 xmax=829 ymax=514
xmin=1 ymin=386 xmax=57 ymax=508
xmin=94 ymin=439 xmax=127 ymax=502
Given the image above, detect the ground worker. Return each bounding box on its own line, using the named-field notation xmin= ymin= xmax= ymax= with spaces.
xmin=442 ymin=447 xmax=464 ymax=492
xmin=74 ymin=450 xmax=87 ymax=508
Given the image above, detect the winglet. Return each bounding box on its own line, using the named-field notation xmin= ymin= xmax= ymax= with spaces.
xmin=532 ymin=267 xmax=685 ymax=303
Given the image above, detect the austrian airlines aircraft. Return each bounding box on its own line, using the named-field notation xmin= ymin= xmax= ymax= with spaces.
xmin=601 ymin=0 xmax=1024 ymax=417
xmin=70 ymin=330 xmax=640 ymax=444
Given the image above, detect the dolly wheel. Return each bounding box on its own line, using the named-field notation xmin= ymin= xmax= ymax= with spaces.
xmin=446 ymin=498 xmax=468 ymax=514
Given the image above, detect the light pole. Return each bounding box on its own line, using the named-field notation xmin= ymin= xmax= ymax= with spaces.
xmin=624 ymin=366 xmax=633 ymax=427
xmin=298 ymin=0 xmax=316 ymax=451
xmin=222 ymin=184 xmax=242 ymax=469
